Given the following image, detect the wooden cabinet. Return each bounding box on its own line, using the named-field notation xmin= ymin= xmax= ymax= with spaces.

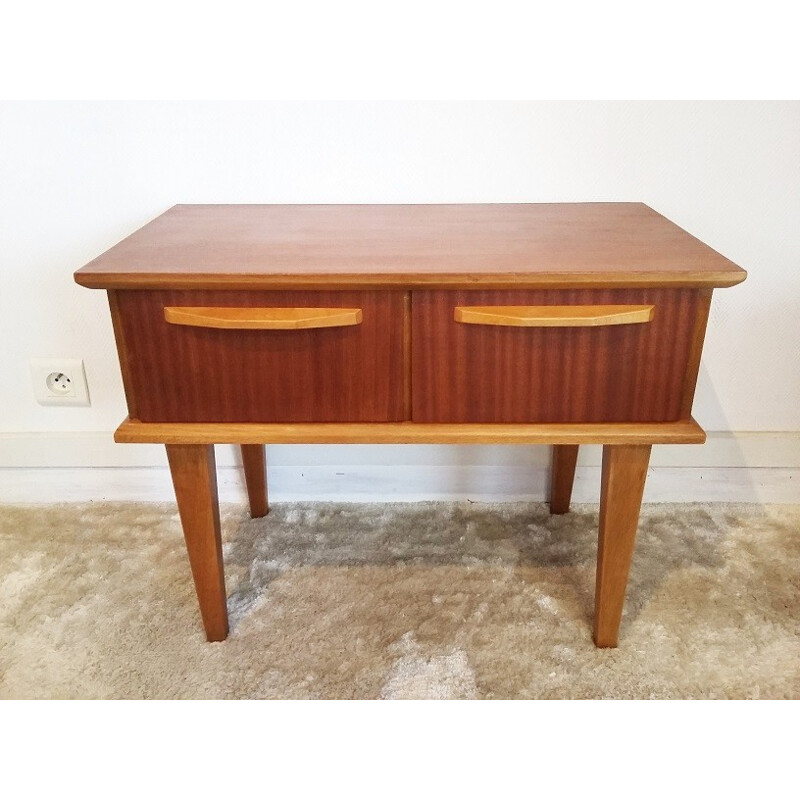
xmin=75 ymin=203 xmax=746 ymax=647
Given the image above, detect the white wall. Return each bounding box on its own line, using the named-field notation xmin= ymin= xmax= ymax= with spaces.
xmin=1 ymin=102 xmax=798 ymax=499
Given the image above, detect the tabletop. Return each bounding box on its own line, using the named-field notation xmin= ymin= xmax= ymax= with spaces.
xmin=74 ymin=203 xmax=747 ymax=290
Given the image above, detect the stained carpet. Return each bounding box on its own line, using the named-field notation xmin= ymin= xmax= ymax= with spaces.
xmin=0 ymin=502 xmax=798 ymax=699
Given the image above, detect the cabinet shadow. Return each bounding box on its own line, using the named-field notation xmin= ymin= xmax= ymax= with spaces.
xmin=219 ymin=502 xmax=728 ymax=633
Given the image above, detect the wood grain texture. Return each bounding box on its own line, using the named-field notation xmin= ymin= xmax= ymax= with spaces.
xmin=549 ymin=445 xmax=579 ymax=514
xmin=164 ymin=306 xmax=362 ymax=330
xmin=403 ymin=291 xmax=412 ymax=419
xmin=114 ymin=289 xmax=406 ymax=423
xmin=454 ymin=304 xmax=654 ymax=327
xmin=114 ymin=417 xmax=706 ymax=445
xmin=74 ymin=204 xmax=747 ymax=290
xmin=240 ymin=444 xmax=268 ymax=518
xmin=165 ymin=444 xmax=228 ymax=641
xmin=594 ymin=444 xmax=652 ymax=647
xmin=413 ymin=288 xmax=704 ymax=423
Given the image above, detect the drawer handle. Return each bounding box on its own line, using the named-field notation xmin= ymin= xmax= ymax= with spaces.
xmin=164 ymin=307 xmax=363 ymax=330
xmin=454 ymin=304 xmax=654 ymax=327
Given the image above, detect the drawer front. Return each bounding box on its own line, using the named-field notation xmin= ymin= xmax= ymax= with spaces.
xmin=111 ymin=290 xmax=408 ymax=422
xmin=411 ymin=288 xmax=709 ymax=423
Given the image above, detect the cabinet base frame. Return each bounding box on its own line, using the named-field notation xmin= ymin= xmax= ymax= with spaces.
xmin=116 ymin=417 xmax=705 ymax=445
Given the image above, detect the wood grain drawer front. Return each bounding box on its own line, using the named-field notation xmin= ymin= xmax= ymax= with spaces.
xmin=411 ymin=289 xmax=710 ymax=423
xmin=111 ymin=290 xmax=407 ymax=423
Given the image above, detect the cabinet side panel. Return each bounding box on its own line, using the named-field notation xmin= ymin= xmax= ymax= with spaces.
xmin=679 ymin=289 xmax=713 ymax=418
xmin=107 ymin=289 xmax=140 ymax=419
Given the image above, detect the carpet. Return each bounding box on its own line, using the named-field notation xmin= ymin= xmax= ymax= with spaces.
xmin=0 ymin=501 xmax=797 ymax=699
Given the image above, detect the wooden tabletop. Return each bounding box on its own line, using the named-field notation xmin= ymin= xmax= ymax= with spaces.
xmin=74 ymin=203 xmax=747 ymax=290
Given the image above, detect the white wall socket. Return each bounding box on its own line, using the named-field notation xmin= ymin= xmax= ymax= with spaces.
xmin=30 ymin=358 xmax=91 ymax=406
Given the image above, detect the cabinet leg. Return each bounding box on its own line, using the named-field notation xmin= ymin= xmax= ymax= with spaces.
xmin=166 ymin=444 xmax=229 ymax=642
xmin=240 ymin=444 xmax=268 ymax=518
xmin=593 ymin=444 xmax=651 ymax=648
xmin=549 ymin=444 xmax=579 ymax=514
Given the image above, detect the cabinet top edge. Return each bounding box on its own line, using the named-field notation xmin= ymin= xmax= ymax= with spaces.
xmin=74 ymin=203 xmax=747 ymax=289
xmin=76 ymin=271 xmax=746 ymax=291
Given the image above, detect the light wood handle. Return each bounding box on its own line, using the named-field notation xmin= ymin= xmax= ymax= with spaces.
xmin=164 ymin=307 xmax=363 ymax=330
xmin=454 ymin=305 xmax=654 ymax=327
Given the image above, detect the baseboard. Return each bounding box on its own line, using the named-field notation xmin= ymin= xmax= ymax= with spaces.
xmin=1 ymin=465 xmax=797 ymax=504
xmin=1 ymin=430 xmax=799 ymax=468
xmin=1 ymin=430 xmax=797 ymax=504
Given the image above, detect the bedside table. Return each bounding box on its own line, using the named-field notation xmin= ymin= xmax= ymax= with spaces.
xmin=75 ymin=203 xmax=746 ymax=646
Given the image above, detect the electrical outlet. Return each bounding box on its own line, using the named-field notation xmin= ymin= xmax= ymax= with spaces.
xmin=30 ymin=358 xmax=91 ymax=406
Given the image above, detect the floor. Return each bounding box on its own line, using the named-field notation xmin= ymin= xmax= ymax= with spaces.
xmin=0 ymin=501 xmax=797 ymax=699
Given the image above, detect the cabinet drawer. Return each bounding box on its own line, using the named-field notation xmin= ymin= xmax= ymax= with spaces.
xmin=110 ymin=290 xmax=408 ymax=422
xmin=411 ymin=289 xmax=709 ymax=423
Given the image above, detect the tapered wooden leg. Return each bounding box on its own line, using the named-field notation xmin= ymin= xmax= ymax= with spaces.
xmin=593 ymin=444 xmax=651 ymax=647
xmin=549 ymin=444 xmax=579 ymax=514
xmin=166 ymin=444 xmax=228 ymax=642
xmin=240 ymin=444 xmax=268 ymax=518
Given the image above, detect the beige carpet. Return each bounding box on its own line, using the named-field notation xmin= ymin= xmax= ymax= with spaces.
xmin=0 ymin=501 xmax=797 ymax=699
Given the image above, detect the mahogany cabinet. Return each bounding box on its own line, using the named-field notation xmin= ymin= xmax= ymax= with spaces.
xmin=75 ymin=203 xmax=746 ymax=647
